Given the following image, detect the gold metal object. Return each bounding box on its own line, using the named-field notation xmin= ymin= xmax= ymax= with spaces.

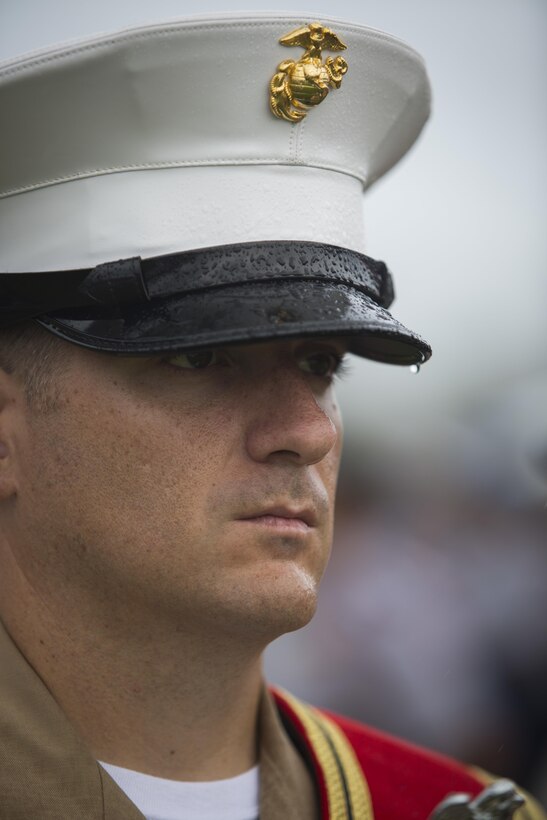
xmin=269 ymin=22 xmax=348 ymax=122
xmin=429 ymin=779 xmax=525 ymax=819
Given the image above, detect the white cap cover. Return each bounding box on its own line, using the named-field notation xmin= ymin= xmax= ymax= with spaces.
xmin=0 ymin=12 xmax=430 ymax=271
xmin=0 ymin=13 xmax=432 ymax=365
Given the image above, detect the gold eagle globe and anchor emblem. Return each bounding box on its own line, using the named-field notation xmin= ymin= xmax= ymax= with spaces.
xmin=269 ymin=22 xmax=348 ymax=122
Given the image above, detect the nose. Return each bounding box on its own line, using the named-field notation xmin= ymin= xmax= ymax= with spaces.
xmin=244 ymin=366 xmax=340 ymax=466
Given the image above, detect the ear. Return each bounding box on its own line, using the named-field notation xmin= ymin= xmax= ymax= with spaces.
xmin=0 ymin=369 xmax=20 ymax=501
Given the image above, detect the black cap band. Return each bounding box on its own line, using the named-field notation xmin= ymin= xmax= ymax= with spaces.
xmin=0 ymin=241 xmax=394 ymax=328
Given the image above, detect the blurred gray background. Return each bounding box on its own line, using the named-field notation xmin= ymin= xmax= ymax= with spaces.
xmin=2 ymin=0 xmax=546 ymax=802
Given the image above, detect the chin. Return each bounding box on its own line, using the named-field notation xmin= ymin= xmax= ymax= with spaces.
xmin=222 ymin=562 xmax=322 ymax=643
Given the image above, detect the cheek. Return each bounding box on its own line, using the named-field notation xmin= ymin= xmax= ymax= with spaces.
xmin=17 ymin=391 xmax=243 ymax=604
xmin=320 ymin=393 xmax=344 ymax=477
xmin=27 ymin=389 xmax=236 ymax=543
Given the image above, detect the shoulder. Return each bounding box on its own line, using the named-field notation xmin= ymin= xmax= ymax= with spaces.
xmin=325 ymin=709 xmax=547 ymax=820
xmin=323 ymin=708 xmax=486 ymax=818
xmin=271 ymin=687 xmax=546 ymax=820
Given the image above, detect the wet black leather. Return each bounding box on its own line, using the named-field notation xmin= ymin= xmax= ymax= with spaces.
xmin=0 ymin=240 xmax=394 ymax=327
xmin=0 ymin=240 xmax=431 ymax=365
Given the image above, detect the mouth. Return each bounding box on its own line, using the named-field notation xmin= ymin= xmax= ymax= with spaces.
xmin=236 ymin=505 xmax=317 ymax=531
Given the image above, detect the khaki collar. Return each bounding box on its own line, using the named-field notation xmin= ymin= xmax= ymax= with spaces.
xmin=0 ymin=619 xmax=317 ymax=819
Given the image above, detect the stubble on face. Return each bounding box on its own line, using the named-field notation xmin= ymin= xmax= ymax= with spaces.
xmin=5 ymin=339 xmax=344 ymax=647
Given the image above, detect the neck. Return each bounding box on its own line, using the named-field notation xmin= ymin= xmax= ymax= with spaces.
xmin=0 ymin=560 xmax=264 ymax=780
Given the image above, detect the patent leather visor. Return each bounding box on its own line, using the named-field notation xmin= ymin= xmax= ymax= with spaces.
xmin=1 ymin=241 xmax=431 ymax=366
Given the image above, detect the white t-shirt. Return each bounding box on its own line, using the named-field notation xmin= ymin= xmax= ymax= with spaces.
xmin=99 ymin=760 xmax=259 ymax=820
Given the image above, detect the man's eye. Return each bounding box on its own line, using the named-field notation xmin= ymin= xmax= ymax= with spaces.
xmin=167 ymin=350 xmax=219 ymax=369
xmin=299 ymin=352 xmax=348 ymax=379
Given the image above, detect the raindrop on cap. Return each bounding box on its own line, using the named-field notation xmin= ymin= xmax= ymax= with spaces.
xmin=409 ymin=364 xmax=421 ymax=374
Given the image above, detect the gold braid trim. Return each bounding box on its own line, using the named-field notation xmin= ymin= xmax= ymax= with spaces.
xmin=278 ymin=688 xmax=374 ymax=820
xmin=470 ymin=765 xmax=547 ymax=820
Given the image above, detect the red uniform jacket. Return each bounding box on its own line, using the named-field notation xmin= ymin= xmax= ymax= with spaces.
xmin=272 ymin=687 xmax=546 ymax=820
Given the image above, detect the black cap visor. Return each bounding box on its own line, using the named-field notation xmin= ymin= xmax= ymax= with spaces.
xmin=1 ymin=242 xmax=430 ymax=365
xmin=36 ymin=279 xmax=430 ymax=366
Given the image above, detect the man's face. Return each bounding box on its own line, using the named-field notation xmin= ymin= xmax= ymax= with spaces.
xmin=4 ymin=336 xmax=345 ymax=643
